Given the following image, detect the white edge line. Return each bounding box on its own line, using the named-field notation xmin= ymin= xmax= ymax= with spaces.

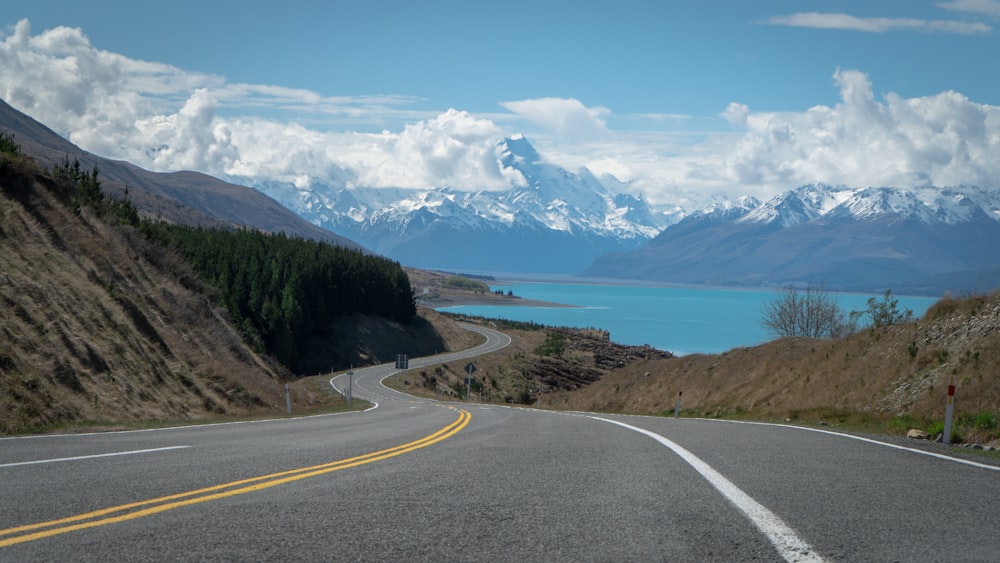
xmin=590 ymin=416 xmax=825 ymax=563
xmin=0 ymin=408 xmax=368 ymax=441
xmin=1 ymin=446 xmax=191 ymax=468
xmin=706 ymin=418 xmax=1000 ymax=472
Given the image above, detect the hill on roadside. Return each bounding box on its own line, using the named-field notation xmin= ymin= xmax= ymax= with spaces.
xmin=0 ymin=146 xmax=294 ymax=433
xmin=391 ymin=293 xmax=1000 ymax=445
xmin=0 ymin=97 xmax=359 ymax=248
xmin=0 ymin=139 xmax=472 ymax=434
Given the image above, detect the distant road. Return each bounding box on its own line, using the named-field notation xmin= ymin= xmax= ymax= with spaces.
xmin=2 ymin=323 xmax=998 ymax=561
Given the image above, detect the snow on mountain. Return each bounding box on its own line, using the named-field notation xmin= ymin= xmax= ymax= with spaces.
xmin=240 ymin=135 xmax=673 ymax=273
xmin=584 ymin=182 xmax=1000 ymax=295
xmin=737 ymin=184 xmax=1000 ymax=227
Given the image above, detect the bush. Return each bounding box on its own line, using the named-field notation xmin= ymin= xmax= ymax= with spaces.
xmin=442 ymin=276 xmax=490 ymax=291
xmin=862 ymin=289 xmax=913 ymax=329
xmin=535 ymin=331 xmax=568 ymax=357
xmin=0 ymin=131 xmax=20 ymax=155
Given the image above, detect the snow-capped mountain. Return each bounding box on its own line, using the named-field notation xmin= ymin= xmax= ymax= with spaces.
xmin=245 ymin=135 xmax=674 ymax=273
xmin=585 ymin=184 xmax=1000 ymax=295
xmin=736 ymin=184 xmax=1000 ymax=226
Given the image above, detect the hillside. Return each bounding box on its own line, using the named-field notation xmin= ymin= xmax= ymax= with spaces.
xmin=0 ymin=98 xmax=359 ymax=248
xmin=0 ymin=142 xmax=472 ymax=434
xmin=0 ymin=149 xmax=289 ymax=432
xmin=390 ymin=292 xmax=1000 ymax=445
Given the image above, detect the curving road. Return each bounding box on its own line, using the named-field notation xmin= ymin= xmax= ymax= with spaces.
xmin=2 ymin=323 xmax=998 ymax=561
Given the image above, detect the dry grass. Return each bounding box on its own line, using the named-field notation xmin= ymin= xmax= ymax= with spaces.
xmin=390 ymin=293 xmax=1000 ymax=444
xmin=543 ymin=294 xmax=1000 ymax=443
xmin=0 ymin=157 xmax=301 ymax=434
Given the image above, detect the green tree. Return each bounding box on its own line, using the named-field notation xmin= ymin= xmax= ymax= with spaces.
xmin=0 ymin=131 xmax=19 ymax=155
xmin=138 ymin=222 xmax=416 ymax=371
xmin=859 ymin=289 xmax=913 ymax=329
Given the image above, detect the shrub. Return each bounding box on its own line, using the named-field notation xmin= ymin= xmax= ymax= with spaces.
xmin=535 ymin=331 xmax=568 ymax=357
xmin=0 ymin=131 xmax=19 ymax=155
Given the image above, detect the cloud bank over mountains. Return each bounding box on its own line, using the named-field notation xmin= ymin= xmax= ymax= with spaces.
xmin=2 ymin=18 xmax=998 ymax=209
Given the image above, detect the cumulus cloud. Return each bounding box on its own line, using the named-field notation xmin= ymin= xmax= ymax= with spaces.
xmin=1 ymin=20 xmax=998 ymax=210
xmin=217 ymin=109 xmax=512 ymax=191
xmin=501 ymin=98 xmax=610 ymax=144
xmin=526 ymin=69 xmax=1000 ymax=208
xmin=0 ymin=19 xmax=510 ymax=191
xmin=333 ymin=109 xmax=511 ymax=190
xmin=669 ymin=69 xmax=1000 ymax=198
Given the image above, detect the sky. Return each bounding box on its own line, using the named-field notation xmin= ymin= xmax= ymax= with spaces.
xmin=2 ymin=0 xmax=999 ymax=209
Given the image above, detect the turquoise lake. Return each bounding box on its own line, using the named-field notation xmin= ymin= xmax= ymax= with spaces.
xmin=437 ymin=282 xmax=941 ymax=356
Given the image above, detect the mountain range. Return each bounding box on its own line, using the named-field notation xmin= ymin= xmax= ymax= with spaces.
xmin=242 ymin=135 xmax=676 ymax=273
xmin=3 ymin=95 xmax=999 ymax=296
xmin=585 ymin=184 xmax=1000 ymax=295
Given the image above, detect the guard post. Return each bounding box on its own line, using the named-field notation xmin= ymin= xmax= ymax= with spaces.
xmin=943 ymin=374 xmax=956 ymax=444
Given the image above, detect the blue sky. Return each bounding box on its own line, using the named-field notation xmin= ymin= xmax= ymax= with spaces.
xmin=2 ymin=1 xmax=999 ymax=207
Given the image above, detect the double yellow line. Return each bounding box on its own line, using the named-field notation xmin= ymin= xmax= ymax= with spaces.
xmin=0 ymin=408 xmax=471 ymax=548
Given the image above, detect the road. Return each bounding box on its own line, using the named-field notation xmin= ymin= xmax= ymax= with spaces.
xmin=2 ymin=322 xmax=998 ymax=561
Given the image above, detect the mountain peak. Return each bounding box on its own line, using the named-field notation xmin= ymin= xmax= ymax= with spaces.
xmin=498 ymin=134 xmax=541 ymax=165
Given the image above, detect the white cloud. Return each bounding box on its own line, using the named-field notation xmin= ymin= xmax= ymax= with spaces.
xmin=0 ymin=19 xmax=508 ymax=191
xmin=335 ymin=109 xmax=511 ymax=190
xmin=938 ymin=0 xmax=1000 ymax=17
xmin=501 ymin=97 xmax=610 ymax=144
xmin=1 ymin=20 xmax=998 ymax=212
xmin=765 ymin=12 xmax=991 ymax=34
xmin=670 ymin=69 xmax=1000 ymax=198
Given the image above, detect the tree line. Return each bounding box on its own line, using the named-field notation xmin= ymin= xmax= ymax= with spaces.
xmin=51 ymin=156 xmax=415 ymax=372
xmin=141 ymin=223 xmax=416 ymax=370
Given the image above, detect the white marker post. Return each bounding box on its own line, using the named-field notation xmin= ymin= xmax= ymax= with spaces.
xmin=674 ymin=391 xmax=682 ymax=419
xmin=284 ymin=383 xmax=292 ymax=414
xmin=943 ymin=375 xmax=956 ymax=445
xmin=348 ymin=370 xmax=354 ymax=406
xmin=464 ymin=363 xmax=476 ymax=402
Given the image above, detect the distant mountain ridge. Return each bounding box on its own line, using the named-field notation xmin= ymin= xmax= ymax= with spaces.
xmin=5 ymin=94 xmax=998 ymax=295
xmin=585 ymin=183 xmax=1000 ymax=295
xmin=245 ymin=135 xmax=674 ymax=273
xmin=0 ymin=98 xmax=359 ymax=249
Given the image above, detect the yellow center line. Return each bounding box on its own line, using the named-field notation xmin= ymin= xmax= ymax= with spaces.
xmin=0 ymin=408 xmax=471 ymax=548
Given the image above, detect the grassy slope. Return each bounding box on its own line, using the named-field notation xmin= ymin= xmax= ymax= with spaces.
xmin=546 ymin=293 xmax=1000 ymax=437
xmin=0 ymin=154 xmax=478 ymax=434
xmin=391 ymin=294 xmax=1000 ymax=445
xmin=0 ymin=155 xmax=297 ymax=433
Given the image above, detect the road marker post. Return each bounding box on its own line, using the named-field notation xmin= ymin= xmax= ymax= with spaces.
xmin=464 ymin=362 xmax=476 ymax=402
xmin=348 ymin=369 xmax=354 ymax=406
xmin=943 ymin=374 xmax=956 ymax=445
xmin=284 ymin=384 xmax=292 ymax=414
xmin=674 ymin=391 xmax=682 ymax=419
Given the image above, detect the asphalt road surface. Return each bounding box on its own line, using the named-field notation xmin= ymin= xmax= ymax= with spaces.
xmin=2 ymin=323 xmax=998 ymax=561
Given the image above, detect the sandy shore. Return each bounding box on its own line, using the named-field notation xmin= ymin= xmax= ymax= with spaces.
xmin=407 ymin=268 xmax=576 ymax=309
xmin=416 ymin=293 xmax=576 ymax=309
